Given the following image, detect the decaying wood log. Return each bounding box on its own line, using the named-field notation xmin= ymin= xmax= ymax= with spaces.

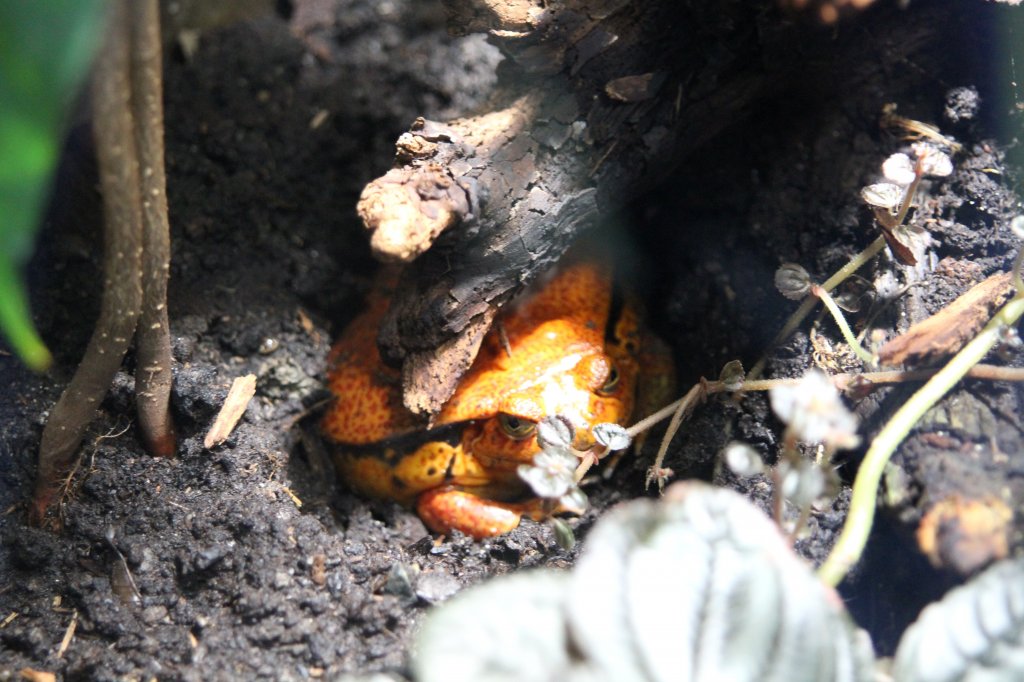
xmin=359 ymin=0 xmax=778 ymax=415
xmin=357 ymin=0 xmax=946 ymax=416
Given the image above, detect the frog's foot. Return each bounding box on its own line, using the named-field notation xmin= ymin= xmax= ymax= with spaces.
xmin=416 ymin=488 xmax=528 ymax=539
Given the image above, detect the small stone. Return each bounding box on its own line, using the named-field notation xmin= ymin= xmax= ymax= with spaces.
xmin=415 ymin=571 xmax=460 ymax=604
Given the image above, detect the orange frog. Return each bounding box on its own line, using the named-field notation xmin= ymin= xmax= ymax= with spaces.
xmin=321 ymin=240 xmax=673 ymax=538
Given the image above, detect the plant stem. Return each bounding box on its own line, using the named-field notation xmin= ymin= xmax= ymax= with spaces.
xmin=813 ymin=285 xmax=875 ymax=364
xmin=749 ymin=236 xmax=887 ymax=380
xmin=818 ymin=292 xmax=1024 ymax=586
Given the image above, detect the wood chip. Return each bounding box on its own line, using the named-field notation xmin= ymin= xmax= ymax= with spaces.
xmin=56 ymin=610 xmax=77 ymax=659
xmin=878 ymin=271 xmax=1015 ymax=367
xmin=311 ymin=553 xmax=327 ymax=586
xmin=605 ymin=73 xmax=659 ymax=102
xmin=203 ymin=374 xmax=257 ymax=449
xmin=18 ymin=670 xmax=56 ymax=682
xmin=297 ymin=308 xmax=315 ymax=335
xmin=282 ymin=486 xmax=303 ymax=508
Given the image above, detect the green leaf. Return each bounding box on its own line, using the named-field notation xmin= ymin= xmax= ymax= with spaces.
xmin=0 ymin=0 xmax=105 ymax=370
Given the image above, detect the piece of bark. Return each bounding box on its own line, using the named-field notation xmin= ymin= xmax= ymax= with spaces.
xmin=204 ymin=375 xmax=257 ymax=449
xmin=878 ymin=271 xmax=1015 ymax=367
xmin=402 ymin=309 xmax=495 ymax=417
xmin=604 ymin=73 xmax=662 ymax=102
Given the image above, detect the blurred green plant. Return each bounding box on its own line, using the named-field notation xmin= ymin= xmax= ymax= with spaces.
xmin=0 ymin=0 xmax=105 ymax=370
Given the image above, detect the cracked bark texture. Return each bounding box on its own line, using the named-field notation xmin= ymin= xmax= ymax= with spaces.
xmin=359 ymin=0 xmax=785 ymax=415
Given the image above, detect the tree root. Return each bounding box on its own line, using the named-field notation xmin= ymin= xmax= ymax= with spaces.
xmin=131 ymin=0 xmax=176 ymax=459
xmin=33 ymin=0 xmax=175 ymax=524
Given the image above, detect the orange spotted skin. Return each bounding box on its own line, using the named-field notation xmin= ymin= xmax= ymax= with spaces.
xmin=321 ymin=240 xmax=670 ymax=538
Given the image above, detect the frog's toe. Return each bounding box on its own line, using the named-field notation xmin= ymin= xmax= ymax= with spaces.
xmin=416 ymin=488 xmax=522 ymax=539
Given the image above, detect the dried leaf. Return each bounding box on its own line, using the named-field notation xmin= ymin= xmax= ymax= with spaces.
xmin=879 ymin=223 xmax=918 ymax=266
xmin=203 ymin=374 xmax=257 ymax=449
xmin=879 ymin=272 xmax=1015 ymax=366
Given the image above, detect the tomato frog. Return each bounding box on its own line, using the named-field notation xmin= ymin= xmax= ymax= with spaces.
xmin=321 ymin=238 xmax=674 ymax=538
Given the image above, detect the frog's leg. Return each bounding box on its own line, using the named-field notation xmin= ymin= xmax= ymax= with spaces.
xmin=603 ymin=330 xmax=677 ymax=477
xmin=416 ymin=487 xmax=532 ymax=539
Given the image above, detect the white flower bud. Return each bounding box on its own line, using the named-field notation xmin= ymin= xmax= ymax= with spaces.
xmin=592 ymin=423 xmax=631 ymax=451
xmin=770 ymin=371 xmax=860 ymax=450
xmin=724 ymin=443 xmax=764 ymax=478
xmin=882 ymin=153 xmax=916 ymax=185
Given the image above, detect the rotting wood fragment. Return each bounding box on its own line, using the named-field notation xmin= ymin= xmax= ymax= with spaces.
xmin=204 ymin=374 xmax=257 ymax=449
xmin=917 ymin=495 xmax=1012 ymax=574
xmin=879 ymin=271 xmax=1015 ymax=367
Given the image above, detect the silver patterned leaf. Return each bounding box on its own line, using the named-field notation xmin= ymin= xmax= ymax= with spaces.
xmin=412 ymin=482 xmax=875 ymax=682
xmin=565 ymin=482 xmax=874 ymax=682
xmin=891 ymin=557 xmax=1024 ymax=682
xmin=412 ymin=571 xmax=580 ymax=682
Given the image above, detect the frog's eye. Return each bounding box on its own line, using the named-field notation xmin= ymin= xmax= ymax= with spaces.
xmin=497 ymin=413 xmax=537 ymax=440
xmin=597 ymin=363 xmax=620 ymax=395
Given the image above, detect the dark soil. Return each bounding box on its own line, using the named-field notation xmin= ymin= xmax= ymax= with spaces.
xmin=3 ymin=1 xmax=1024 ymax=679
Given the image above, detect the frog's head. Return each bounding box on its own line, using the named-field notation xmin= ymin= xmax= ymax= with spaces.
xmin=438 ymin=298 xmax=642 ymax=466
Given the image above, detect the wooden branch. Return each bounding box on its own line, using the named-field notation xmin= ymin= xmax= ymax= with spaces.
xmin=33 ymin=0 xmax=143 ymax=522
xmin=131 ymin=0 xmax=177 ymax=458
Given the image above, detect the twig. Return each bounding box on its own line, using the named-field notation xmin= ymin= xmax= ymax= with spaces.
xmin=641 ymin=381 xmax=710 ymax=490
xmin=631 ymin=359 xmax=1024 ymax=500
xmin=57 ymin=610 xmax=78 ymax=658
